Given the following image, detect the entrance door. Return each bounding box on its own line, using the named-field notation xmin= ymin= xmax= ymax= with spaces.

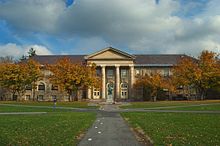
xmin=121 ymin=82 xmax=128 ymax=99
xmin=93 ymin=88 xmax=100 ymax=99
xmin=106 ymin=82 xmax=114 ymax=103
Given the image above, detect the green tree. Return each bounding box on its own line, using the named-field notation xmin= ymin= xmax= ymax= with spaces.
xmin=28 ymin=48 xmax=36 ymax=58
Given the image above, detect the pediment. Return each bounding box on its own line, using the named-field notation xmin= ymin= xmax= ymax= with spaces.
xmin=85 ymin=47 xmax=135 ymax=60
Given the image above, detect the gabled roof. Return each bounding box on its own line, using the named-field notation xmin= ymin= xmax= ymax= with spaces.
xmin=31 ymin=55 xmax=85 ymax=64
xmin=84 ymin=47 xmax=136 ymax=60
xmin=30 ymin=48 xmax=194 ymax=67
xmin=134 ymin=54 xmax=192 ymax=66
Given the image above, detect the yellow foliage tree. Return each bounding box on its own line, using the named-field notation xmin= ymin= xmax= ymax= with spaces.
xmin=135 ymin=72 xmax=166 ymax=101
xmin=0 ymin=59 xmax=42 ymax=100
xmin=47 ymin=57 xmax=100 ymax=101
xmin=25 ymin=59 xmax=42 ymax=101
xmin=173 ymin=50 xmax=220 ymax=99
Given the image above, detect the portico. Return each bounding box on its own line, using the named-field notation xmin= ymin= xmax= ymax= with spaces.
xmin=84 ymin=47 xmax=135 ymax=102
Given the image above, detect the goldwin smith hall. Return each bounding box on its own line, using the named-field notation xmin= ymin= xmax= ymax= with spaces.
xmin=27 ymin=47 xmax=189 ymax=102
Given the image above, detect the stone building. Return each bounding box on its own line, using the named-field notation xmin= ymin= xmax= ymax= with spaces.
xmin=16 ymin=47 xmax=190 ymax=102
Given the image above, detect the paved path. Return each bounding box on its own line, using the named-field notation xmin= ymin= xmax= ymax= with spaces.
xmin=121 ymin=109 xmax=220 ymax=114
xmin=78 ymin=104 xmax=143 ymax=146
xmin=0 ymin=112 xmax=47 ymax=115
xmin=1 ymin=103 xmax=220 ymax=114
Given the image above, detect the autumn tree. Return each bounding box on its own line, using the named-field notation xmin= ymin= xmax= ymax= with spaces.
xmin=163 ymin=76 xmax=177 ymax=100
xmin=135 ymin=72 xmax=166 ymax=101
xmin=173 ymin=50 xmax=220 ymax=100
xmin=47 ymin=57 xmax=100 ymax=101
xmin=173 ymin=57 xmax=198 ymax=99
xmin=0 ymin=63 xmax=28 ymax=100
xmin=25 ymin=59 xmax=42 ymax=101
xmin=0 ymin=56 xmax=15 ymax=100
xmin=0 ymin=59 xmax=41 ymax=101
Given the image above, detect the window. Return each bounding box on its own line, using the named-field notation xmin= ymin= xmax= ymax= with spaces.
xmin=37 ymin=95 xmax=44 ymax=101
xmin=93 ymin=88 xmax=100 ymax=98
xmin=164 ymin=68 xmax=169 ymax=77
xmin=107 ymin=69 xmax=114 ymax=78
xmin=96 ymin=69 xmax=101 ymax=76
xmin=145 ymin=69 xmax=151 ymax=76
xmin=52 ymin=85 xmax=58 ymax=90
xmin=38 ymin=82 xmax=45 ymax=91
xmin=121 ymin=83 xmax=128 ymax=89
xmin=151 ymin=69 xmax=158 ymax=75
xmin=25 ymin=84 xmax=32 ymax=90
xmin=25 ymin=95 xmax=31 ymax=100
xmin=135 ymin=69 xmax=141 ymax=76
xmin=121 ymin=69 xmax=127 ymax=78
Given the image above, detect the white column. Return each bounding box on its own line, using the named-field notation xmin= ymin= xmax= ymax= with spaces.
xmin=87 ymin=88 xmax=91 ymax=99
xmin=101 ymin=65 xmax=106 ymax=99
xmin=115 ymin=65 xmax=120 ymax=99
xmin=129 ymin=65 xmax=134 ymax=98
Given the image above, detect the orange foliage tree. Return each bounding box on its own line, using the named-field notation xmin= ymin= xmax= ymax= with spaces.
xmin=0 ymin=59 xmax=42 ymax=100
xmin=173 ymin=50 xmax=220 ymax=99
xmin=135 ymin=72 xmax=167 ymax=101
xmin=47 ymin=57 xmax=100 ymax=101
xmin=25 ymin=59 xmax=42 ymax=101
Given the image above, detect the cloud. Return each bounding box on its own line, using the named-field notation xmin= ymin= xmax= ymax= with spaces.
xmin=0 ymin=0 xmax=219 ymax=56
xmin=0 ymin=43 xmax=53 ymax=58
xmin=0 ymin=0 xmax=65 ymax=33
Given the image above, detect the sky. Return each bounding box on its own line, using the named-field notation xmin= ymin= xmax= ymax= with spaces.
xmin=0 ymin=0 xmax=219 ymax=58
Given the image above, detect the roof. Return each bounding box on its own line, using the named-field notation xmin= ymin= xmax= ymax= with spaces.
xmin=84 ymin=47 xmax=136 ymax=60
xmin=30 ymin=47 xmax=194 ymax=66
xmin=31 ymin=55 xmax=85 ymax=64
xmin=32 ymin=54 xmax=191 ymax=66
xmin=134 ymin=54 xmax=188 ymax=66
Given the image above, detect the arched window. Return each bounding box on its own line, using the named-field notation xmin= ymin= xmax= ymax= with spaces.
xmin=121 ymin=82 xmax=128 ymax=89
xmin=38 ymin=82 xmax=45 ymax=91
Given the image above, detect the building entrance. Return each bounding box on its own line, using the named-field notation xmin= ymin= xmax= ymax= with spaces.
xmin=93 ymin=88 xmax=100 ymax=99
xmin=121 ymin=82 xmax=128 ymax=99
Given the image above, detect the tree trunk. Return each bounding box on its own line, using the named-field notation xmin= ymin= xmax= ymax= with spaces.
xmin=75 ymin=90 xmax=79 ymax=101
xmin=68 ymin=94 xmax=71 ymax=102
xmin=32 ymin=88 xmax=36 ymax=101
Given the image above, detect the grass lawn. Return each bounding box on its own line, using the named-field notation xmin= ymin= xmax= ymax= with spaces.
xmin=0 ymin=106 xmax=96 ymax=146
xmin=0 ymin=101 xmax=98 ymax=109
xmin=160 ymin=103 xmax=220 ymax=111
xmin=0 ymin=104 xmax=74 ymax=112
xmin=121 ymin=112 xmax=220 ymax=146
xmin=120 ymin=100 xmax=220 ymax=109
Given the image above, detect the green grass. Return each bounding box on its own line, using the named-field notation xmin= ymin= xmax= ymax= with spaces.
xmin=120 ymin=100 xmax=220 ymax=109
xmin=0 ymin=101 xmax=98 ymax=109
xmin=121 ymin=112 xmax=220 ymax=146
xmin=0 ymin=112 xmax=96 ymax=146
xmin=160 ymin=103 xmax=220 ymax=111
xmin=0 ymin=104 xmax=74 ymax=112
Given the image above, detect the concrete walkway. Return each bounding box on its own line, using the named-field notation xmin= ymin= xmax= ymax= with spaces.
xmin=1 ymin=103 xmax=220 ymax=114
xmin=78 ymin=104 xmax=143 ymax=146
xmin=0 ymin=112 xmax=47 ymax=115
